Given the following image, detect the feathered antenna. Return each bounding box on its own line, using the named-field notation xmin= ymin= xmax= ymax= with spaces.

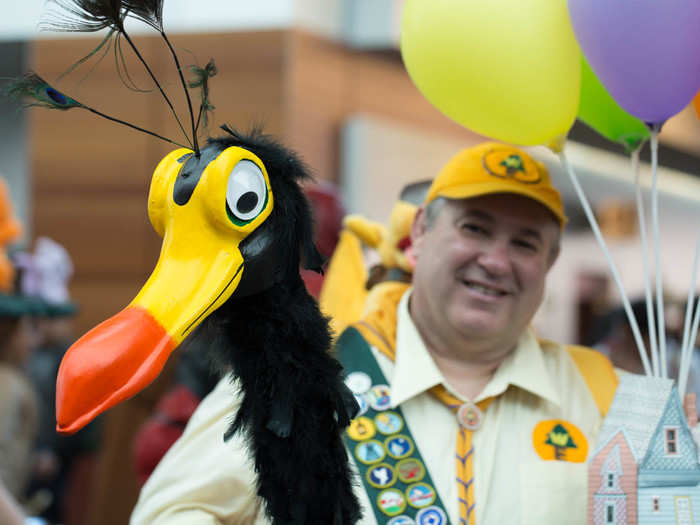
xmin=41 ymin=0 xmax=194 ymax=151
xmin=122 ymin=0 xmax=201 ymax=155
xmin=189 ymin=59 xmax=217 ymax=135
xmin=4 ymin=73 xmax=188 ymax=149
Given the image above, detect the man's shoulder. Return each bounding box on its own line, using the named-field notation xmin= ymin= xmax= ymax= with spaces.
xmin=539 ymin=339 xmax=618 ymax=417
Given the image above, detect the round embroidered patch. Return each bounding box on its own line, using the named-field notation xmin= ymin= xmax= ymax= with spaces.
xmin=345 ymin=371 xmax=372 ymax=394
xmin=354 ymin=393 xmax=368 ymax=417
xmin=347 ymin=416 xmax=376 ymax=441
xmin=355 ymin=440 xmax=386 ymax=465
xmin=387 ymin=516 xmax=416 ymax=525
xmin=415 ymin=505 xmax=447 ymax=525
xmin=482 ymin=146 xmax=541 ymax=184
xmin=366 ymin=463 xmax=396 ymax=489
xmin=396 ymin=458 xmax=425 ymax=483
xmin=367 ymin=384 xmax=392 ymax=411
xmin=377 ymin=488 xmax=406 ymax=517
xmin=405 ymin=483 xmax=436 ymax=509
xmin=375 ymin=411 xmax=404 ymax=435
xmin=457 ymin=402 xmax=483 ymax=431
xmin=385 ymin=435 xmax=414 ymax=459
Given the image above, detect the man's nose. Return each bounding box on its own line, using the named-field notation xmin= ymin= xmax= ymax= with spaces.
xmin=477 ymin=240 xmax=511 ymax=276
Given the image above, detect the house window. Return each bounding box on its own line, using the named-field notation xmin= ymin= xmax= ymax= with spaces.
xmin=652 ymin=496 xmax=660 ymax=513
xmin=607 ymin=472 xmax=614 ymax=488
xmin=606 ymin=503 xmax=615 ymax=523
xmin=665 ymin=427 xmax=679 ymax=456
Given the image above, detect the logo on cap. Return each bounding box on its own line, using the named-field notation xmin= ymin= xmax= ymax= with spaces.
xmin=482 ymin=147 xmax=541 ymax=184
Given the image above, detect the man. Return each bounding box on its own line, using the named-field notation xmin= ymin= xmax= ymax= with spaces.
xmin=131 ymin=142 xmax=617 ymax=524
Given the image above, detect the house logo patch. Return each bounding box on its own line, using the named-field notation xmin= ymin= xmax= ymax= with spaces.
xmin=532 ymin=419 xmax=588 ymax=462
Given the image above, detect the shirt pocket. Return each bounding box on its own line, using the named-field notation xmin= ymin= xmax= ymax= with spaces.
xmin=520 ymin=459 xmax=588 ymax=525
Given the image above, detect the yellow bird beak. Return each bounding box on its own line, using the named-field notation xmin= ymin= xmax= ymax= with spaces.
xmin=56 ymin=146 xmax=273 ymax=433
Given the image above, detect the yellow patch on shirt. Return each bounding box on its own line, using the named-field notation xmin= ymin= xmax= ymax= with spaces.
xmin=532 ymin=420 xmax=588 ymax=463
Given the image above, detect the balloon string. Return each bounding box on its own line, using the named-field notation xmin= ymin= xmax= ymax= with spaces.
xmin=558 ymin=151 xmax=652 ymax=377
xmin=679 ymin=231 xmax=700 ymax=398
xmin=681 ymin=296 xmax=700 ymax=400
xmin=633 ymin=147 xmax=660 ymax=376
xmin=650 ymin=128 xmax=667 ymax=377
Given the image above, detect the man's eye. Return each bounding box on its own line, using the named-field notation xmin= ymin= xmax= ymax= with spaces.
xmin=513 ymin=239 xmax=537 ymax=251
xmin=461 ymin=223 xmax=487 ymax=235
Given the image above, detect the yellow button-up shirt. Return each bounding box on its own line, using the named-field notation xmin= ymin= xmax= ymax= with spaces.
xmin=132 ymin=291 xmax=604 ymax=525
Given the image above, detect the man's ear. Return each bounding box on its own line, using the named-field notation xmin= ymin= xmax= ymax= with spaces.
xmin=409 ymin=206 xmax=428 ymax=260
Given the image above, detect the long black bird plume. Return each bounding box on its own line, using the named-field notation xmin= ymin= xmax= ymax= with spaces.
xmin=5 ymin=72 xmax=188 ymax=149
xmin=38 ymin=0 xmax=201 ymax=153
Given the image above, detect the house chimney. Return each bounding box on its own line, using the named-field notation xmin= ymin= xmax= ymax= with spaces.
xmin=684 ymin=393 xmax=698 ymax=428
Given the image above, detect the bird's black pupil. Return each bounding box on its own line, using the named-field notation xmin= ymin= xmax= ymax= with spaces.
xmin=47 ymin=88 xmax=66 ymax=105
xmin=237 ymin=192 xmax=259 ymax=214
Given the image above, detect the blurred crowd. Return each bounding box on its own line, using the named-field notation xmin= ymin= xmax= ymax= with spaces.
xmin=0 ymin=179 xmax=99 ymax=525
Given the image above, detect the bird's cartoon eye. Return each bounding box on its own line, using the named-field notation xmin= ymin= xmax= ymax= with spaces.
xmin=226 ymin=160 xmax=268 ymax=225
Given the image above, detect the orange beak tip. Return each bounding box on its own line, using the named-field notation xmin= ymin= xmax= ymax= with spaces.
xmin=56 ymin=306 xmax=177 ymax=433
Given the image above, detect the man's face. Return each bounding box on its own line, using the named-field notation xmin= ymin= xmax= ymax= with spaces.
xmin=410 ymin=193 xmax=560 ymax=352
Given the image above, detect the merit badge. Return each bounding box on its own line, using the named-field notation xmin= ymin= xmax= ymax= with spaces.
xmin=385 ymin=435 xmax=414 ymax=459
xmin=396 ymin=458 xmax=425 ymax=483
xmin=415 ymin=505 xmax=447 ymax=525
xmin=367 ymin=463 xmax=396 ymax=489
xmin=345 ymin=371 xmax=372 ymax=394
xmin=347 ymin=416 xmax=376 ymax=441
xmin=355 ymin=440 xmax=386 ymax=465
xmin=375 ymin=411 xmax=404 ymax=435
xmin=354 ymin=393 xmax=368 ymax=417
xmin=387 ymin=516 xmax=416 ymax=525
xmin=377 ymin=488 xmax=406 ymax=517
xmin=406 ymin=483 xmax=436 ymax=509
xmin=457 ymin=401 xmax=483 ymax=431
xmin=367 ymin=384 xmax=392 ymax=411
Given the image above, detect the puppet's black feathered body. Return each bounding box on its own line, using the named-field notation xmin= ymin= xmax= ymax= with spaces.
xmin=188 ymin=128 xmax=362 ymax=525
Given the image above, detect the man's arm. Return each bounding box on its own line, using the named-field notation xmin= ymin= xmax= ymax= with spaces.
xmin=130 ymin=377 xmax=264 ymax=525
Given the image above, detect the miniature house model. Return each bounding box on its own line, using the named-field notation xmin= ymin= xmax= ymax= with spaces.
xmin=589 ymin=374 xmax=700 ymax=524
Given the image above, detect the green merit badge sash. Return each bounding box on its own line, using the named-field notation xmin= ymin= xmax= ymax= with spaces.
xmin=336 ymin=327 xmax=451 ymax=525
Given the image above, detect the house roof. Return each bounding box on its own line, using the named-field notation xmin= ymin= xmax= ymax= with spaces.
xmin=594 ymin=373 xmax=674 ymax=463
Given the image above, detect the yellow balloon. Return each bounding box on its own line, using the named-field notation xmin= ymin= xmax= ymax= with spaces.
xmin=401 ymin=0 xmax=581 ymax=146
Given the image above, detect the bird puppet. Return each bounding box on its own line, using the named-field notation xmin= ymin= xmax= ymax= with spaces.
xmin=5 ymin=1 xmax=361 ymax=523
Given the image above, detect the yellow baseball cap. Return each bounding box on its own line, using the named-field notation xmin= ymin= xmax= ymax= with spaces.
xmin=425 ymin=142 xmax=567 ymax=227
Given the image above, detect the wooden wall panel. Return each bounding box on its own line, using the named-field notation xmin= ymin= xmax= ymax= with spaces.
xmin=282 ymin=32 xmax=483 ymax=184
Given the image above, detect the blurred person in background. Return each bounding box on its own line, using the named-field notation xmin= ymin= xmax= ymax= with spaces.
xmin=17 ymin=238 xmax=101 ymax=524
xmin=593 ymin=298 xmax=700 ymax=407
xmin=0 ymin=286 xmax=42 ymax=501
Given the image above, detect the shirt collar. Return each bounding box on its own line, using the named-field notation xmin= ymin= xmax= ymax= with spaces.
xmin=390 ymin=289 xmax=561 ymax=408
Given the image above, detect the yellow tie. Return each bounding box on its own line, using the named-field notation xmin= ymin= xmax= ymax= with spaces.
xmin=430 ymin=386 xmax=493 ymax=525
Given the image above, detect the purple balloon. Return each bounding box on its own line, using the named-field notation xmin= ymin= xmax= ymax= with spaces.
xmin=568 ymin=0 xmax=700 ymax=124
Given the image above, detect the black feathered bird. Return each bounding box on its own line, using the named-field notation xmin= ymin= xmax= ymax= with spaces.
xmin=4 ymin=1 xmax=362 ymax=523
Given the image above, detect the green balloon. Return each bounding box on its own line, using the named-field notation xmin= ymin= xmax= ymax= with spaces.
xmin=578 ymin=58 xmax=650 ymax=152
